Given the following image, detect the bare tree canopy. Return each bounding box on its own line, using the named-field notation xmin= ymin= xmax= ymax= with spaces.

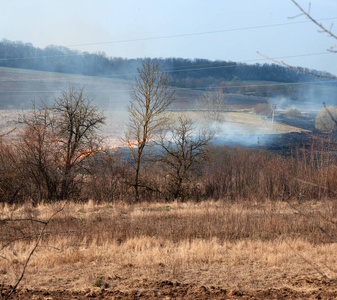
xmin=53 ymin=87 xmax=106 ymax=198
xmin=17 ymin=87 xmax=106 ymax=201
xmin=200 ymin=89 xmax=228 ymax=122
xmin=157 ymin=116 xmax=213 ymax=200
xmin=124 ymin=59 xmax=175 ymax=201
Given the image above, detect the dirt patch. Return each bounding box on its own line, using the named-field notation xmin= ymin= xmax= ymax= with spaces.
xmin=2 ymin=278 xmax=337 ymax=299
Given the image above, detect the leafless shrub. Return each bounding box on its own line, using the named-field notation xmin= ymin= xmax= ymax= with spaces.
xmin=202 ymin=144 xmax=337 ymax=202
xmin=315 ymin=106 xmax=337 ymax=133
xmin=0 ymin=138 xmax=24 ymax=205
xmin=157 ymin=116 xmax=213 ymax=201
xmin=85 ymin=150 xmax=131 ymax=203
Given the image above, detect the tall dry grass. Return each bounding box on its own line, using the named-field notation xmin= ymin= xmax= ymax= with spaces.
xmin=1 ymin=200 xmax=337 ymax=291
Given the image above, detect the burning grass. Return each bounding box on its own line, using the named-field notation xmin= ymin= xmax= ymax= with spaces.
xmin=1 ymin=200 xmax=337 ymax=293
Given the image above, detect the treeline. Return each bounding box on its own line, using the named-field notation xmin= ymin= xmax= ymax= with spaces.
xmin=0 ymin=39 xmax=325 ymax=85
xmin=0 ymin=87 xmax=335 ymax=205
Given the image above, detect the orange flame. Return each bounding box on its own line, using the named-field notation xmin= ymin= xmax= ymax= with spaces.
xmin=75 ymin=138 xmax=159 ymax=161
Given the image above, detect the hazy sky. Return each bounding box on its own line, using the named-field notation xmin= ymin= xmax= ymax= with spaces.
xmin=2 ymin=0 xmax=337 ymax=74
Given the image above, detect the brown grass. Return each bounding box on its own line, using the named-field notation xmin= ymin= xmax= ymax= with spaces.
xmin=1 ymin=200 xmax=337 ymax=293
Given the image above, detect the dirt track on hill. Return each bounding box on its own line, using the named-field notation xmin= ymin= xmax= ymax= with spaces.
xmin=2 ymin=277 xmax=337 ymax=299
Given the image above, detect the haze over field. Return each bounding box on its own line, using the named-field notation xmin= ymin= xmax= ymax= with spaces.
xmin=0 ymin=0 xmax=336 ymax=148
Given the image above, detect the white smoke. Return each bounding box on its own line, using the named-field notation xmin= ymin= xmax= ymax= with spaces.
xmin=200 ymin=120 xmax=273 ymax=148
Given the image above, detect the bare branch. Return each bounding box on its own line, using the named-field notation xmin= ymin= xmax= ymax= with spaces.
xmin=2 ymin=218 xmax=48 ymax=225
xmin=290 ymin=0 xmax=337 ymax=40
xmin=285 ymin=200 xmax=337 ymax=243
xmin=284 ymin=240 xmax=328 ymax=278
xmin=259 ymin=1 xmax=337 ymax=79
xmin=0 ymin=128 xmax=16 ymax=138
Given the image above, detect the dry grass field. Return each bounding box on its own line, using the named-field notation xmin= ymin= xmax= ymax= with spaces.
xmin=1 ymin=200 xmax=337 ymax=299
xmin=1 ymin=109 xmax=304 ymax=149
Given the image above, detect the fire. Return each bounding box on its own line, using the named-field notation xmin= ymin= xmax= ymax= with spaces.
xmin=128 ymin=140 xmax=138 ymax=148
xmin=75 ymin=139 xmax=160 ymax=162
xmin=76 ymin=142 xmax=136 ymax=161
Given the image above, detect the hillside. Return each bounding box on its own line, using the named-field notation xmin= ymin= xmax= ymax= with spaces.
xmin=0 ymin=40 xmax=322 ymax=83
xmin=0 ymin=66 xmax=270 ymax=110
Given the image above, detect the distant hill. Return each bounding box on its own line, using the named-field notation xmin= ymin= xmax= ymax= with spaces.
xmin=0 ymin=39 xmax=329 ymax=84
xmin=1 ymin=39 xmax=336 ymax=109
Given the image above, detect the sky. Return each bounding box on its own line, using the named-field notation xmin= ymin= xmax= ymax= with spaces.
xmin=1 ymin=0 xmax=337 ymax=74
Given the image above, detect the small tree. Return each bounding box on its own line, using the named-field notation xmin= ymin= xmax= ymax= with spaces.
xmin=157 ymin=116 xmax=213 ymax=200
xmin=124 ymin=59 xmax=174 ymax=202
xmin=200 ymin=89 xmax=228 ymax=122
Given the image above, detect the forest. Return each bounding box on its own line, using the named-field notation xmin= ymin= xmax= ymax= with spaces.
xmin=0 ymin=39 xmax=326 ymax=85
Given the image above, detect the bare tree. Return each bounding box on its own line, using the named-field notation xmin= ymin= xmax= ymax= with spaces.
xmin=124 ymin=59 xmax=174 ymax=202
xmin=200 ymin=89 xmax=228 ymax=122
xmin=157 ymin=116 xmax=213 ymax=200
xmin=17 ymin=87 xmax=106 ymax=201
xmin=17 ymin=104 xmax=61 ymax=201
xmin=53 ymin=87 xmax=106 ymax=199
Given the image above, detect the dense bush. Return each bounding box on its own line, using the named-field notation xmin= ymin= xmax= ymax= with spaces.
xmin=284 ymin=108 xmax=301 ymax=119
xmin=252 ymin=103 xmax=272 ymax=116
xmin=315 ymin=106 xmax=337 ymax=132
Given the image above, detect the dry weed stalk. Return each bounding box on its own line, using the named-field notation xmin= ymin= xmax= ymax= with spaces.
xmin=0 ymin=203 xmax=65 ymax=300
